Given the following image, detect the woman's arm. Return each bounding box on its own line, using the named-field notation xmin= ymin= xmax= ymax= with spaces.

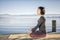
xmin=32 ymin=17 xmax=44 ymax=32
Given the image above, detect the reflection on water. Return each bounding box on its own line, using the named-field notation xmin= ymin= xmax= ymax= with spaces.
xmin=0 ymin=14 xmax=60 ymax=34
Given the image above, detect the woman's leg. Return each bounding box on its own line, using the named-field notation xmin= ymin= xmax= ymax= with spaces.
xmin=30 ymin=31 xmax=46 ymax=38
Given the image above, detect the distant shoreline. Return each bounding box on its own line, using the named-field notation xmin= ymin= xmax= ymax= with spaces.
xmin=0 ymin=14 xmax=60 ymax=16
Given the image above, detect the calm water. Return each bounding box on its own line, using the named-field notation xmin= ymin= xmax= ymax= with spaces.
xmin=0 ymin=14 xmax=60 ymax=34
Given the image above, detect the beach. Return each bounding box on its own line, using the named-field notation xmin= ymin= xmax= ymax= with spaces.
xmin=0 ymin=32 xmax=60 ymax=40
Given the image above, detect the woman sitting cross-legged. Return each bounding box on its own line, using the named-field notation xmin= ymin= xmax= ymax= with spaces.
xmin=29 ymin=6 xmax=46 ymax=38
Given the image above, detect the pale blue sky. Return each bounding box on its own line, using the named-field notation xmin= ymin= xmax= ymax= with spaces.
xmin=0 ymin=0 xmax=60 ymax=15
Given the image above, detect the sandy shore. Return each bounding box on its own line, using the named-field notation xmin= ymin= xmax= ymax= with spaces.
xmin=0 ymin=32 xmax=60 ymax=40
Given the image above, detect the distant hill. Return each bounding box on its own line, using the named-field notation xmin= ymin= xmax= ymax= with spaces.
xmin=0 ymin=14 xmax=60 ymax=18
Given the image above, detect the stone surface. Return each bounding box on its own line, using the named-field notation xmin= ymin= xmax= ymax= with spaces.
xmin=0 ymin=33 xmax=60 ymax=40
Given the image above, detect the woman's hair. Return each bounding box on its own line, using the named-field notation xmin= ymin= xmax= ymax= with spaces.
xmin=38 ymin=6 xmax=45 ymax=15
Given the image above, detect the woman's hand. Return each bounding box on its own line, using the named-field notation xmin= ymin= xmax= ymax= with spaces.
xmin=28 ymin=27 xmax=32 ymax=35
xmin=29 ymin=28 xmax=32 ymax=33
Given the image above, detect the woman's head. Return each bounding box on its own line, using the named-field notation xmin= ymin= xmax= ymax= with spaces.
xmin=37 ymin=6 xmax=45 ymax=15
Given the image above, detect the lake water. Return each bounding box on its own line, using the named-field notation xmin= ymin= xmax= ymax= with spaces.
xmin=0 ymin=14 xmax=60 ymax=34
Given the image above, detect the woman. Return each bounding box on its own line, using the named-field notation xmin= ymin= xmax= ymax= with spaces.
xmin=29 ymin=6 xmax=46 ymax=38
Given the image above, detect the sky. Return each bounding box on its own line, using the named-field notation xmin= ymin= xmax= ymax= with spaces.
xmin=0 ymin=0 xmax=60 ymax=15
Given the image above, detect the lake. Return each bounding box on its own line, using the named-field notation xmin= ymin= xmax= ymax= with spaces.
xmin=0 ymin=14 xmax=60 ymax=34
